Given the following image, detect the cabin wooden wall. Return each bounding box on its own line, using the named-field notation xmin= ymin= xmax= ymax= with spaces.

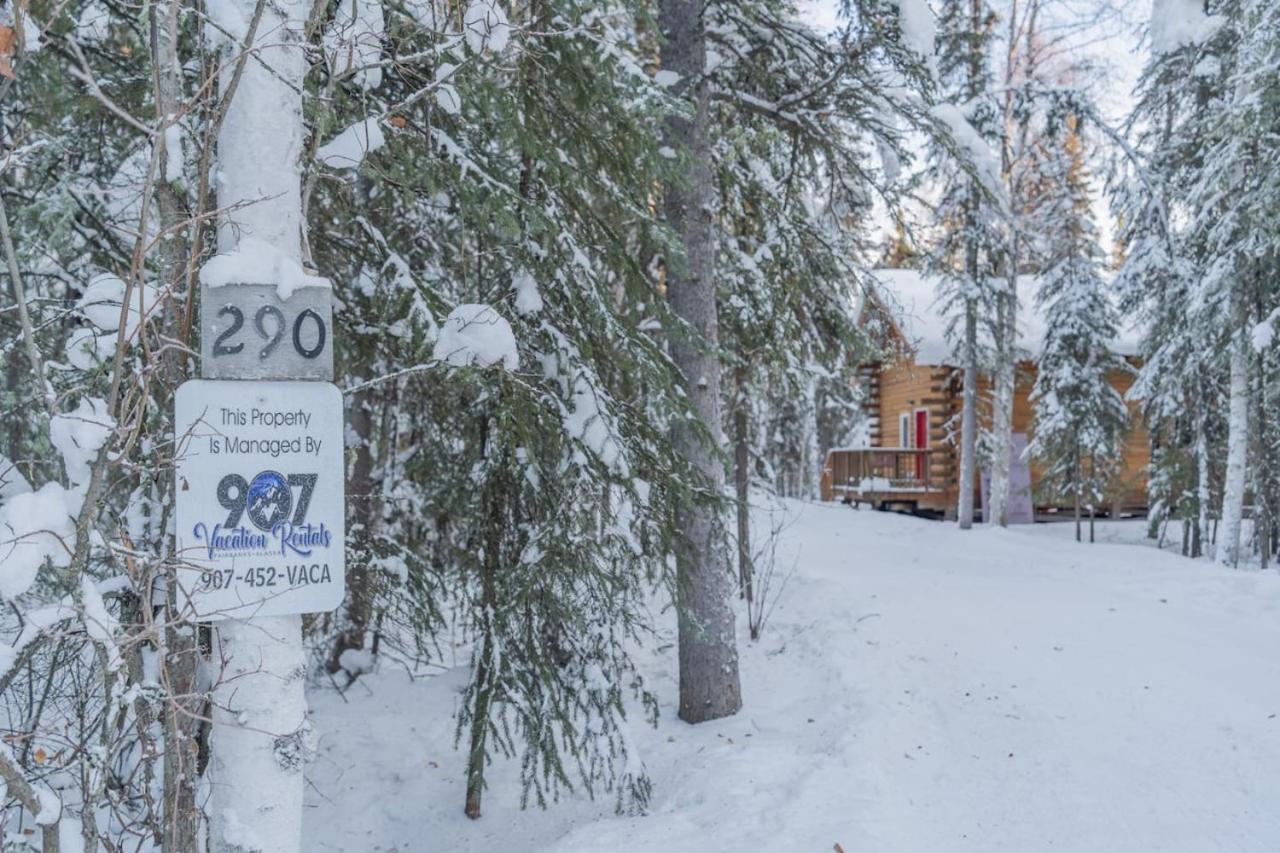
xmin=874 ymin=357 xmax=957 ymax=504
xmin=1009 ymin=364 xmax=1148 ymax=511
xmin=867 ymin=355 xmax=1150 ymax=514
xmin=1105 ymin=366 xmax=1151 ymax=508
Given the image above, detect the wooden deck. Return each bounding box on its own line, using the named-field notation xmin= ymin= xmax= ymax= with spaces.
xmin=821 ymin=447 xmax=1149 ymax=520
xmin=821 ymin=448 xmax=949 ymax=513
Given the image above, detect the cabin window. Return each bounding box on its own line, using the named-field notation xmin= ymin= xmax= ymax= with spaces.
xmin=899 ymin=412 xmax=910 ymax=448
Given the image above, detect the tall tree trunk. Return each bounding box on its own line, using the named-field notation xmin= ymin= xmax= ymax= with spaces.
xmin=1251 ymin=303 xmax=1269 ymax=569
xmin=1194 ymin=413 xmax=1209 ymax=558
xmin=465 ymin=440 xmax=502 ymax=819
xmin=955 ymin=0 xmax=988 ymax=532
xmin=805 ymin=371 xmax=821 ymax=499
xmin=659 ymin=0 xmax=742 ymax=723
xmin=1089 ymin=490 xmax=1095 ymax=544
xmin=464 ymin=634 xmax=495 ymax=819
xmin=209 ymin=2 xmax=309 ymax=850
xmin=733 ymin=366 xmax=755 ymax=635
xmin=326 ymin=389 xmax=377 ymax=676
xmin=1074 ymin=441 xmax=1082 ymax=543
xmin=988 ymin=284 xmax=1015 ymax=527
xmin=957 ymin=300 xmax=979 ymax=530
xmin=989 ymin=0 xmax=1019 ymax=530
xmin=1217 ymin=316 xmax=1249 ymax=568
xmin=149 ymin=3 xmax=203 ymax=848
xmin=991 ymin=0 xmax=1041 ymax=529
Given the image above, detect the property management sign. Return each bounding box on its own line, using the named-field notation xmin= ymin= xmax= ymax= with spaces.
xmin=175 ymin=380 xmax=345 ymax=619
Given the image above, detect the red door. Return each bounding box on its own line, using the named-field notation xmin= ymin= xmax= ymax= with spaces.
xmin=914 ymin=409 xmax=928 ymax=482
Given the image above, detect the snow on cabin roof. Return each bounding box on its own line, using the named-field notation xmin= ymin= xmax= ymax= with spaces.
xmin=867 ymin=268 xmax=1142 ymax=366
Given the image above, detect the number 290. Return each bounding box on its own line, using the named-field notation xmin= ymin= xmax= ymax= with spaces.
xmin=212 ymin=304 xmax=326 ymax=361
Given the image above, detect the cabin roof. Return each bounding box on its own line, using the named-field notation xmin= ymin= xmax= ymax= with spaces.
xmin=868 ymin=268 xmax=1142 ymax=366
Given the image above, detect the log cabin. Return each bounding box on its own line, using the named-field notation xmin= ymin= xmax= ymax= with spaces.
xmin=820 ymin=269 xmax=1150 ymax=520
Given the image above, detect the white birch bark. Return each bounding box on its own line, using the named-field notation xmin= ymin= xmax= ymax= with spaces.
xmin=659 ymin=0 xmax=742 ymax=723
xmin=990 ymin=0 xmax=1040 ymax=529
xmin=208 ymin=1 xmax=310 ymax=850
xmin=958 ymin=299 xmax=978 ymax=529
xmin=1196 ymin=415 xmax=1210 ymax=558
xmin=210 ymin=619 xmax=308 ymax=852
xmin=989 ymin=0 xmax=1020 ymax=531
xmin=215 ymin=0 xmax=304 ymax=260
xmin=806 ymin=370 xmax=820 ymax=499
xmin=1217 ymin=331 xmax=1249 ymax=568
xmin=988 ymin=281 xmax=1015 ymax=527
xmin=956 ymin=102 xmax=983 ymax=530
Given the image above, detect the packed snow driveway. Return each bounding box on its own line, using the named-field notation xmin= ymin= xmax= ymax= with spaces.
xmin=306 ymin=502 xmax=1280 ymax=852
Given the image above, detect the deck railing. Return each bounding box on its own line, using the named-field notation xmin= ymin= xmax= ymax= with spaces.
xmin=821 ymin=448 xmax=938 ymax=500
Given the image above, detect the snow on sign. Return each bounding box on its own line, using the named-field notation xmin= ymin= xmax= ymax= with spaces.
xmin=199 ymin=238 xmax=334 ymax=380
xmin=175 ymin=380 xmax=345 ymax=619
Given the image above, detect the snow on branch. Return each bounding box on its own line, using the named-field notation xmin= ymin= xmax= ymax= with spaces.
xmin=1150 ymin=0 xmax=1223 ymax=55
xmin=895 ymin=0 xmax=937 ymax=73
xmin=0 ymin=483 xmax=82 ymax=600
xmin=929 ymin=103 xmax=1006 ymax=204
xmin=432 ymin=304 xmax=518 ymax=370
xmin=316 ymin=117 xmax=386 ymax=169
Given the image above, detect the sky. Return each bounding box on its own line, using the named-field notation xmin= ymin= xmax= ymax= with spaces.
xmin=793 ymin=0 xmax=1152 ymax=257
xmin=795 ymin=0 xmax=1148 ymax=118
xmin=796 ymin=0 xmax=842 ymax=32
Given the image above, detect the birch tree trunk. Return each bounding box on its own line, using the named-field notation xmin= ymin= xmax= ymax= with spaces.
xmin=733 ymin=366 xmax=755 ymax=636
xmin=1256 ymin=401 xmax=1271 ymax=570
xmin=210 ymin=620 xmax=307 ymax=851
xmin=1074 ymin=441 xmax=1082 ymax=543
xmin=990 ymin=0 xmax=1040 ymax=529
xmin=988 ymin=283 xmax=1015 ymax=527
xmin=660 ymin=0 xmax=742 ymax=723
xmin=806 ymin=371 xmax=821 ymax=499
xmin=1217 ymin=323 xmax=1250 ymax=568
xmin=957 ymin=302 xmax=979 ymax=529
xmin=208 ymin=1 xmax=310 ymax=849
xmin=956 ymin=63 xmax=983 ymax=530
xmin=1250 ymin=310 xmax=1269 ymax=569
xmin=1195 ymin=412 xmax=1209 ymax=559
xmin=989 ymin=0 xmax=1019 ymax=531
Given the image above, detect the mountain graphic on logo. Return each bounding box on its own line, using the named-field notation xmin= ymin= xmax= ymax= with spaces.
xmin=247 ymin=471 xmax=293 ymax=531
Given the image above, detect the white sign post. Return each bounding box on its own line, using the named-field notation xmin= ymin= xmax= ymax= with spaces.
xmin=175 ymin=380 xmax=344 ymax=619
xmin=194 ymin=3 xmax=338 ymax=847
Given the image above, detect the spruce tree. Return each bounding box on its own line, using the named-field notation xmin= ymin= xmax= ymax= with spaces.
xmin=1027 ymin=103 xmax=1128 ymax=542
xmin=1112 ymin=0 xmax=1277 ymax=565
xmin=710 ymin=0 xmax=930 ymax=623
xmin=305 ymin=0 xmax=694 ymax=815
xmin=1181 ymin=0 xmax=1280 ymax=566
xmin=659 ymin=0 xmax=744 ymax=724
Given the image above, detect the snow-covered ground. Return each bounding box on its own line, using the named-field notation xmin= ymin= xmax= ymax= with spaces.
xmin=305 ymin=502 xmax=1280 ymax=852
